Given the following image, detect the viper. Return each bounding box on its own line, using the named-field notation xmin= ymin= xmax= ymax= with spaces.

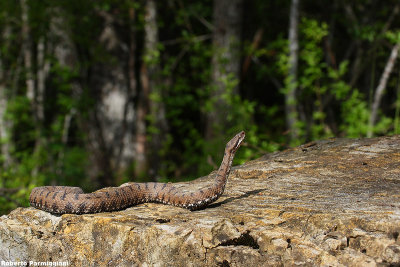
xmin=29 ymin=131 xmax=245 ymax=214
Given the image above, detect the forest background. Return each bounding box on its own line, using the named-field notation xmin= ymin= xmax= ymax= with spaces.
xmin=1 ymin=0 xmax=400 ymax=214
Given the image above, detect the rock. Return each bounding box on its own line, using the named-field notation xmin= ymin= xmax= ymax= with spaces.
xmin=1 ymin=136 xmax=400 ymax=266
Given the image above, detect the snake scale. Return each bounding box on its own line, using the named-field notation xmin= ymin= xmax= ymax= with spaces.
xmin=29 ymin=131 xmax=245 ymax=215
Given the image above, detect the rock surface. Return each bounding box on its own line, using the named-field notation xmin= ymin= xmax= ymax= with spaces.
xmin=1 ymin=136 xmax=400 ymax=266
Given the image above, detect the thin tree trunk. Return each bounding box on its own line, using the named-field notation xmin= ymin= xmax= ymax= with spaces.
xmin=21 ymin=0 xmax=46 ymax=145
xmin=21 ymin=0 xmax=44 ymax=176
xmin=286 ymin=0 xmax=300 ymax=141
xmin=55 ymin=108 xmax=77 ymax=176
xmin=0 ymin=78 xmax=11 ymax=168
xmin=36 ymin=37 xmax=49 ymax=123
xmin=140 ymin=0 xmax=169 ymax=179
xmin=131 ymin=6 xmax=148 ymax=179
xmin=21 ymin=0 xmax=35 ymax=103
xmin=206 ymin=0 xmax=243 ymax=139
xmin=0 ymin=26 xmax=12 ymax=168
xmin=368 ymin=43 xmax=400 ymax=137
xmin=344 ymin=3 xmax=399 ymax=88
xmin=49 ymin=9 xmax=75 ymax=177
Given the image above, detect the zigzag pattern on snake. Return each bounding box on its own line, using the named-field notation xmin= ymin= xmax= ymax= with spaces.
xmin=29 ymin=131 xmax=245 ymax=214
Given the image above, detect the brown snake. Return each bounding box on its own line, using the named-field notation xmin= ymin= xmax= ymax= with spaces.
xmin=29 ymin=131 xmax=245 ymax=214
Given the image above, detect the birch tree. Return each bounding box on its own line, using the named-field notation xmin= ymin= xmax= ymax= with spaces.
xmin=368 ymin=43 xmax=400 ymax=137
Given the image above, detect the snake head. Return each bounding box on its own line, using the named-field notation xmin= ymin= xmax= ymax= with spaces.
xmin=225 ymin=131 xmax=246 ymax=154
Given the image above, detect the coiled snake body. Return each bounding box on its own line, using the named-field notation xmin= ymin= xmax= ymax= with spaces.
xmin=30 ymin=131 xmax=245 ymax=214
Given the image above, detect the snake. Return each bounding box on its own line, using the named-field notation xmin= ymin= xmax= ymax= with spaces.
xmin=29 ymin=131 xmax=245 ymax=215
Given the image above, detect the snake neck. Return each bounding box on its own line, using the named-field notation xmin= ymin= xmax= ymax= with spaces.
xmin=213 ymin=130 xmax=245 ymax=191
xmin=214 ymin=148 xmax=236 ymax=191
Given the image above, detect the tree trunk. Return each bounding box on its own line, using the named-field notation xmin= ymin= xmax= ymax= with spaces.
xmin=206 ymin=0 xmax=243 ymax=139
xmin=368 ymin=43 xmax=400 ymax=137
xmin=48 ymin=8 xmax=80 ymax=178
xmin=0 ymin=25 xmax=12 ymax=168
xmin=21 ymin=0 xmax=46 ymax=176
xmin=86 ymin=8 xmax=135 ymax=186
xmin=20 ymin=0 xmax=35 ymax=103
xmin=140 ymin=0 xmax=169 ymax=179
xmin=286 ymin=0 xmax=300 ymax=141
xmin=133 ymin=6 xmax=148 ymax=179
xmin=0 ymin=68 xmax=11 ymax=168
xmin=36 ymin=37 xmax=49 ymax=124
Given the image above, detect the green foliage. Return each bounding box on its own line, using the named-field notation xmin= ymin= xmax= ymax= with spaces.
xmin=299 ymin=18 xmax=331 ymax=140
xmin=154 ymin=2 xmax=278 ymax=180
xmin=0 ymin=170 xmax=35 ymax=214
xmin=385 ymin=30 xmax=400 ymax=44
xmin=0 ymin=83 xmax=88 ymax=214
xmin=274 ymin=16 xmax=390 ymax=142
xmin=339 ymin=90 xmax=370 ymax=137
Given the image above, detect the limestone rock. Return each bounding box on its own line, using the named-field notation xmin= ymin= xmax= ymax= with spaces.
xmin=1 ymin=136 xmax=400 ymax=266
